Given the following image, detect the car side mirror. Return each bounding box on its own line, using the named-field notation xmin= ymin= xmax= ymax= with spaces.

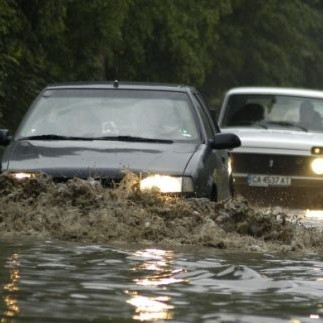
xmin=0 ymin=129 xmax=11 ymax=146
xmin=210 ymin=133 xmax=241 ymax=150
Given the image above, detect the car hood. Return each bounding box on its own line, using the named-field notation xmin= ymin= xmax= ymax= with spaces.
xmin=221 ymin=127 xmax=323 ymax=156
xmin=4 ymin=140 xmax=198 ymax=178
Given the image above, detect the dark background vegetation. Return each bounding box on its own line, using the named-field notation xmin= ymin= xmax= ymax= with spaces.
xmin=1 ymin=0 xmax=323 ymax=131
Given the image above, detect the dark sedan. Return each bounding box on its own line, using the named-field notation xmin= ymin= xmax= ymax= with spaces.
xmin=0 ymin=81 xmax=240 ymax=200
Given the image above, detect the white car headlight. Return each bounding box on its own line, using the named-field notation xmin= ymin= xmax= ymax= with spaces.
xmin=140 ymin=175 xmax=193 ymax=193
xmin=9 ymin=172 xmax=38 ymax=180
xmin=228 ymin=157 xmax=232 ymax=175
xmin=311 ymin=158 xmax=323 ymax=175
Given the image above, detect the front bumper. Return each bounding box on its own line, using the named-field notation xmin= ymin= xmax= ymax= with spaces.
xmin=233 ymin=173 xmax=323 ymax=207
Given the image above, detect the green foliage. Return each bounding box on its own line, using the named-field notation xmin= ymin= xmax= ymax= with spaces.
xmin=203 ymin=0 xmax=323 ymax=105
xmin=1 ymin=0 xmax=323 ymax=129
xmin=62 ymin=0 xmax=131 ymax=80
xmin=0 ymin=0 xmax=47 ymax=129
xmin=111 ymin=0 xmax=231 ymax=85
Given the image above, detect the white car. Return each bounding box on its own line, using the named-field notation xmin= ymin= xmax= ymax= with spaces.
xmin=217 ymin=87 xmax=323 ymax=206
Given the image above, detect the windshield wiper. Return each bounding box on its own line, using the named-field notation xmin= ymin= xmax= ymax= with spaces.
xmin=18 ymin=134 xmax=174 ymax=143
xmin=263 ymin=121 xmax=308 ymax=132
xmin=18 ymin=134 xmax=95 ymax=141
xmin=93 ymin=135 xmax=173 ymax=144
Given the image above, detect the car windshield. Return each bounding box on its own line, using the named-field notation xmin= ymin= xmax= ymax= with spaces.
xmin=16 ymin=89 xmax=199 ymax=142
xmin=221 ymin=94 xmax=323 ymax=133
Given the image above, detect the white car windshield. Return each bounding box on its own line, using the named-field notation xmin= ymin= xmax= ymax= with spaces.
xmin=16 ymin=89 xmax=199 ymax=141
xmin=222 ymin=94 xmax=323 ymax=133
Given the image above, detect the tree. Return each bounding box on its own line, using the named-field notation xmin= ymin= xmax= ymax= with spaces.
xmin=0 ymin=0 xmax=47 ymax=130
xmin=2 ymin=0 xmax=323 ymax=130
xmin=109 ymin=0 xmax=231 ymax=86
xmin=202 ymin=0 xmax=323 ymax=107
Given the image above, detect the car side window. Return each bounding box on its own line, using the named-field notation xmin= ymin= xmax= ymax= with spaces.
xmin=191 ymin=94 xmax=215 ymax=139
xmin=196 ymin=93 xmax=221 ymax=133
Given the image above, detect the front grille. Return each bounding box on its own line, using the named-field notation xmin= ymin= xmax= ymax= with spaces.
xmin=232 ymin=153 xmax=314 ymax=176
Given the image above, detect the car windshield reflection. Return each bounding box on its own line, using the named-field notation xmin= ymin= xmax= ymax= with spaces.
xmin=16 ymin=89 xmax=199 ymax=142
xmin=222 ymin=94 xmax=323 ymax=133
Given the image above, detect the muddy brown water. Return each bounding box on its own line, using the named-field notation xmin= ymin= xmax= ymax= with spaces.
xmin=1 ymin=173 xmax=323 ymax=321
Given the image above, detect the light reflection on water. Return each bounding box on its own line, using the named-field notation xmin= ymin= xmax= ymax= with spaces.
xmin=305 ymin=210 xmax=323 ymax=222
xmin=305 ymin=210 xmax=323 ymax=217
xmin=127 ymin=249 xmax=181 ymax=321
xmin=257 ymin=207 xmax=323 ymax=228
xmin=2 ymin=253 xmax=20 ymax=321
xmin=1 ymin=240 xmax=323 ymax=321
xmin=290 ymin=209 xmax=323 ymax=228
xmin=126 ymin=293 xmax=174 ymax=321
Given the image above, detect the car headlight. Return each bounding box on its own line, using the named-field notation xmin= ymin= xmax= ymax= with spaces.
xmin=228 ymin=157 xmax=232 ymax=175
xmin=140 ymin=175 xmax=193 ymax=193
xmin=311 ymin=147 xmax=323 ymax=155
xmin=311 ymin=158 xmax=323 ymax=175
xmin=9 ymin=172 xmax=38 ymax=180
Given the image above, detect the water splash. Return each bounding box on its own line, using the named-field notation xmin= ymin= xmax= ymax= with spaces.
xmin=0 ymin=172 xmax=322 ymax=253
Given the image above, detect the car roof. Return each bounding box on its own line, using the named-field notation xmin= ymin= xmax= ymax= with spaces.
xmin=226 ymin=86 xmax=323 ymax=99
xmin=46 ymin=81 xmax=196 ymax=93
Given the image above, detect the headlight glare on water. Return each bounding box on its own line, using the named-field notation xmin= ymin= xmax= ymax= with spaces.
xmin=140 ymin=175 xmax=193 ymax=193
xmin=311 ymin=158 xmax=323 ymax=175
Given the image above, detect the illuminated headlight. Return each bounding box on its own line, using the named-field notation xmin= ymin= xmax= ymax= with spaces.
xmin=228 ymin=157 xmax=232 ymax=175
xmin=311 ymin=158 xmax=323 ymax=175
xmin=10 ymin=172 xmax=38 ymax=180
xmin=311 ymin=147 xmax=323 ymax=155
xmin=140 ymin=175 xmax=193 ymax=193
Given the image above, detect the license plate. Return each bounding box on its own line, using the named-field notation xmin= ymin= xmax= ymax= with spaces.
xmin=247 ymin=175 xmax=291 ymax=187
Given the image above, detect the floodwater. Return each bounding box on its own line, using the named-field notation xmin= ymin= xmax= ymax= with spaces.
xmin=1 ymin=173 xmax=323 ymax=322
xmin=2 ymin=239 xmax=323 ymax=322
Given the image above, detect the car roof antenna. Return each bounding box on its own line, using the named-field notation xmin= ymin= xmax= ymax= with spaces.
xmin=113 ymin=80 xmax=119 ymax=88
